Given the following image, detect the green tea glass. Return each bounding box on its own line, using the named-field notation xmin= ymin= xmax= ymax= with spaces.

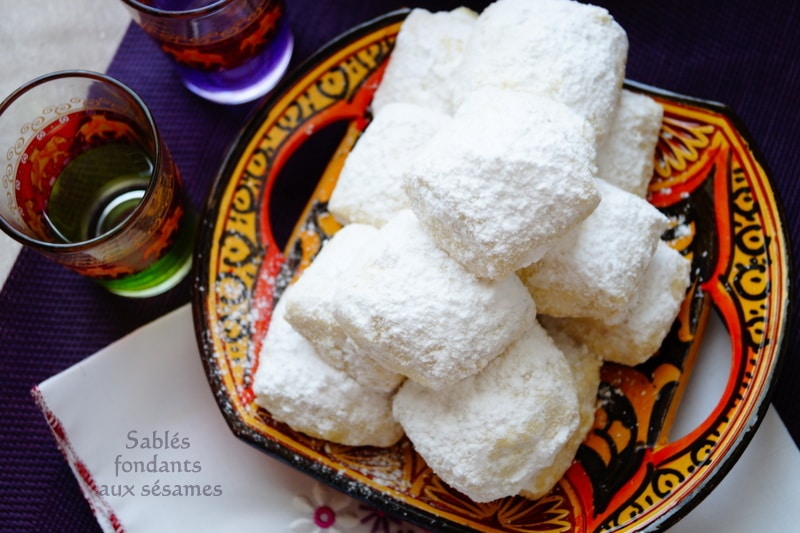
xmin=0 ymin=71 xmax=196 ymax=297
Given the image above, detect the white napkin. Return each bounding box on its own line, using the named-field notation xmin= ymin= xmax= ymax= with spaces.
xmin=32 ymin=304 xmax=800 ymax=532
xmin=33 ymin=304 xmax=429 ymax=533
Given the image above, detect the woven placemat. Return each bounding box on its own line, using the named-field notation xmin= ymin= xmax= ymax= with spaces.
xmin=1 ymin=0 xmax=798 ymax=530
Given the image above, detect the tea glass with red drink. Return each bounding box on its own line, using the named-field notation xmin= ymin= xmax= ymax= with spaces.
xmin=120 ymin=0 xmax=294 ymax=105
xmin=0 ymin=71 xmax=196 ymax=297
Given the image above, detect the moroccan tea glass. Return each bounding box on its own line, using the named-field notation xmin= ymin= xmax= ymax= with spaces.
xmin=0 ymin=70 xmax=196 ymax=298
xmin=120 ymin=0 xmax=294 ymax=105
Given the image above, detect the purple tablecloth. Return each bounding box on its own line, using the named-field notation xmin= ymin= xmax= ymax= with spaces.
xmin=2 ymin=0 xmax=799 ymax=530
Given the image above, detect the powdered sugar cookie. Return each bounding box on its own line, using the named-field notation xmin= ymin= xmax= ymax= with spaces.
xmin=371 ymin=7 xmax=477 ymax=115
xmin=597 ymin=89 xmax=664 ymax=197
xmin=283 ymin=224 xmax=404 ymax=393
xmin=392 ymin=320 xmax=580 ymax=502
xmin=518 ymin=179 xmax=669 ymax=324
xmin=328 ymin=102 xmax=451 ymax=228
xmin=520 ymin=323 xmax=602 ymax=499
xmin=405 ymin=88 xmax=600 ymax=279
xmin=454 ymin=0 xmax=628 ymax=143
xmin=332 ymin=209 xmax=536 ymax=390
xmin=541 ymin=240 xmax=692 ymax=366
xmin=253 ymin=291 xmax=404 ymax=447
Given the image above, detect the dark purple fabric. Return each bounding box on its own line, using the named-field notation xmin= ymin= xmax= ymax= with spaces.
xmin=1 ymin=0 xmax=799 ymax=530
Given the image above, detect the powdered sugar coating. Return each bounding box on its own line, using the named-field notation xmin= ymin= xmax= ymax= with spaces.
xmin=454 ymin=0 xmax=628 ymax=142
xmin=283 ymin=224 xmax=404 ymax=393
xmin=518 ymin=179 xmax=669 ymax=324
xmin=541 ymin=240 xmax=692 ymax=365
xmin=392 ymin=320 xmax=579 ymax=502
xmin=332 ymin=210 xmax=536 ymax=390
xmin=404 ymin=88 xmax=600 ymax=280
xmin=255 ymin=0 xmax=685 ymax=501
xmin=371 ymin=7 xmax=477 ymax=115
xmin=597 ymin=89 xmax=664 ymax=197
xmin=328 ymin=102 xmax=451 ymax=228
xmin=253 ymin=292 xmax=404 ymax=447
xmin=520 ymin=323 xmax=601 ymax=499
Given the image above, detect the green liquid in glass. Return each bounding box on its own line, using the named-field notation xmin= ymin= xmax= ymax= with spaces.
xmin=46 ymin=143 xmax=153 ymax=242
xmin=45 ymin=143 xmax=196 ymax=297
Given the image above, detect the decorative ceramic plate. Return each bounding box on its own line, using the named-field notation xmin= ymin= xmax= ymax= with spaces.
xmin=192 ymin=10 xmax=791 ymax=532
